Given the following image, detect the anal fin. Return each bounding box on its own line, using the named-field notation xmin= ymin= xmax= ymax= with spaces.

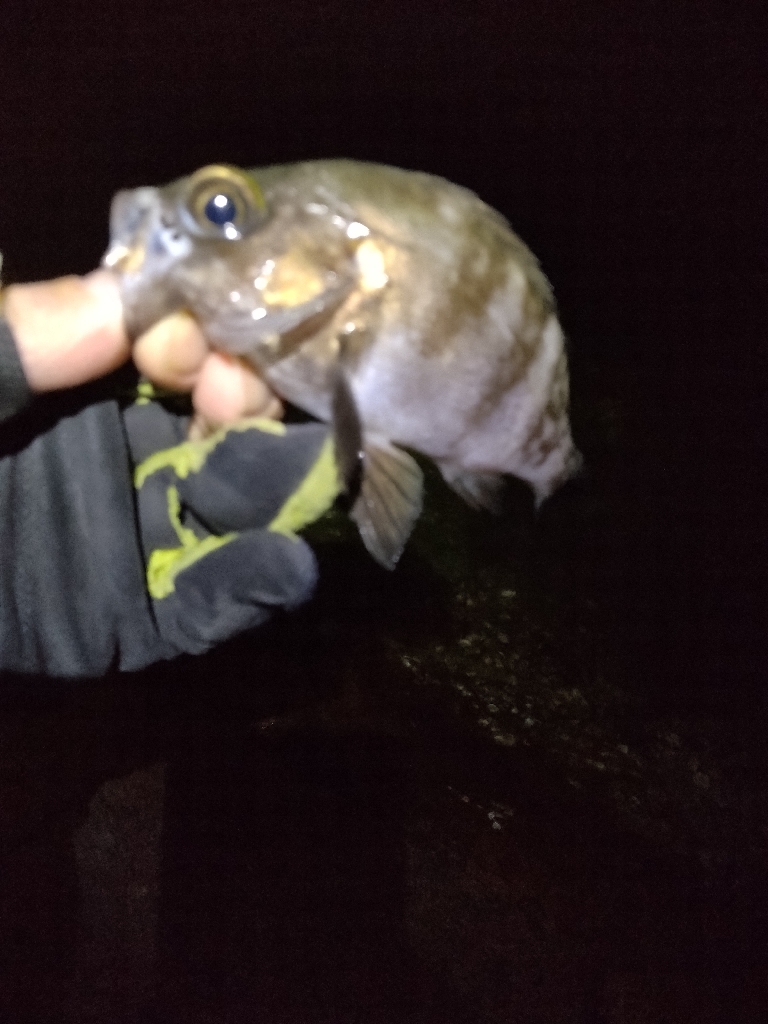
xmin=439 ymin=464 xmax=505 ymax=513
xmin=350 ymin=439 xmax=424 ymax=570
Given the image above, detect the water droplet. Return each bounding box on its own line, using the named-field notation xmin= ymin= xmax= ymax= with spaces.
xmin=346 ymin=221 xmax=369 ymax=239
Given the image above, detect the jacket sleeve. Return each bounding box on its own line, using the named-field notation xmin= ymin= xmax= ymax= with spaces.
xmin=0 ymin=385 xmax=172 ymax=676
xmin=0 ymin=279 xmax=160 ymax=675
xmin=0 ymin=312 xmax=33 ymax=422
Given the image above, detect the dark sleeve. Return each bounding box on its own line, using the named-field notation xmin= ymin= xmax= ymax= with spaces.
xmin=0 ymin=388 xmax=172 ymax=677
xmin=0 ymin=312 xmax=33 ymax=422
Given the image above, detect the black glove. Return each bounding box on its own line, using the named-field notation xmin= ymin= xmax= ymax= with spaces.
xmin=0 ymin=380 xmax=339 ymax=678
xmin=124 ymin=395 xmax=339 ymax=658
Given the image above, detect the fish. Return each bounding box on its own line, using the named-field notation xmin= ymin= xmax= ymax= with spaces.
xmin=104 ymin=160 xmax=582 ymax=569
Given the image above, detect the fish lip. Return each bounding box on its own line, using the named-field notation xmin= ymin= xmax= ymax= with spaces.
xmin=101 ymin=242 xmax=131 ymax=269
xmin=101 ymin=241 xmax=150 ymax=275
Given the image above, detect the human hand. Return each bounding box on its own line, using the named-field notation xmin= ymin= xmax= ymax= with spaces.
xmin=1 ymin=270 xmax=282 ymax=427
xmin=124 ymin=398 xmax=338 ymax=661
xmin=0 ymin=367 xmax=337 ymax=676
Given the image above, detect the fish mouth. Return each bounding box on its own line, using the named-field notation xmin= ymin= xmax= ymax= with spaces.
xmin=102 ymin=241 xmax=147 ymax=273
xmin=103 ymin=187 xmax=164 ymax=274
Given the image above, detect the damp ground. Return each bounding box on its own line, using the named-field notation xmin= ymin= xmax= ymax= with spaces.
xmin=1 ymin=357 xmax=764 ymax=1023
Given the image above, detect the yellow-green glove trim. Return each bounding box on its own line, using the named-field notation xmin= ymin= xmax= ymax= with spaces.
xmin=268 ymin=435 xmax=341 ymax=539
xmin=146 ymin=484 xmax=236 ymax=599
xmin=134 ymin=416 xmax=287 ymax=489
xmin=133 ymin=379 xmax=185 ymax=406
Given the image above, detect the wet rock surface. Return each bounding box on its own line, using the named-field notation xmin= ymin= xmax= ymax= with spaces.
xmin=0 ymin=366 xmax=764 ymax=1022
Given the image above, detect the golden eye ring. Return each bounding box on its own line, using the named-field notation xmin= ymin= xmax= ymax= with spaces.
xmin=177 ymin=164 xmax=267 ymax=239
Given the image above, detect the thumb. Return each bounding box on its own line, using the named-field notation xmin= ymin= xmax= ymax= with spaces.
xmin=2 ymin=271 xmax=129 ymax=391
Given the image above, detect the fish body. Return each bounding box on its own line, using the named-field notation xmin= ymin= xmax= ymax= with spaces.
xmin=105 ymin=160 xmax=581 ymax=567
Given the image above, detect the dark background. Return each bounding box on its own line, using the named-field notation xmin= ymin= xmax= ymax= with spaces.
xmin=1 ymin=0 xmax=764 ymax=693
xmin=0 ymin=1 xmax=766 ymax=1022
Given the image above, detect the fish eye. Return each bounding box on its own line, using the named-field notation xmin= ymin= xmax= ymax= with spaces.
xmin=204 ymin=193 xmax=238 ymax=225
xmin=178 ymin=165 xmax=267 ymax=240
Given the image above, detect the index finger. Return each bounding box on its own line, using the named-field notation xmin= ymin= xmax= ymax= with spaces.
xmin=132 ymin=311 xmax=283 ymax=428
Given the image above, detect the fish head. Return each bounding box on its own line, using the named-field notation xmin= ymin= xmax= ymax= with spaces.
xmin=103 ymin=165 xmax=266 ymax=337
xmin=103 ymin=164 xmax=359 ymax=362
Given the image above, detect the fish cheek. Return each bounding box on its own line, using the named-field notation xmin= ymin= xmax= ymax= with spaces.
xmin=262 ymin=251 xmax=331 ymax=307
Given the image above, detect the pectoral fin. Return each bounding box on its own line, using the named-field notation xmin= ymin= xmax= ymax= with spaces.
xmin=327 ymin=368 xmax=421 ymax=568
xmin=330 ymin=364 xmax=364 ymax=501
xmin=350 ymin=439 xmax=424 ymax=570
